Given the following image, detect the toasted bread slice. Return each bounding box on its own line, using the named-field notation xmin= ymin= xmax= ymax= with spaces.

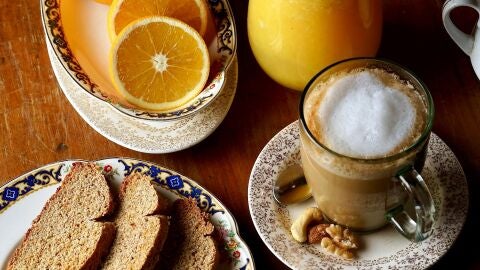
xmin=160 ymin=198 xmax=218 ymax=270
xmin=102 ymin=173 xmax=169 ymax=270
xmin=7 ymin=162 xmax=116 ymax=270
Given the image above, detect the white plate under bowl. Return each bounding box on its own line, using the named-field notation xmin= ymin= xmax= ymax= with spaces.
xmin=248 ymin=121 xmax=468 ymax=269
xmin=47 ymin=41 xmax=238 ymax=153
xmin=41 ymin=0 xmax=236 ymax=120
xmin=0 ymin=158 xmax=254 ymax=269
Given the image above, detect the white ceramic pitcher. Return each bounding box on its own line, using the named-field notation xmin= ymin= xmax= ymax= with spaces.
xmin=443 ymin=0 xmax=480 ymax=78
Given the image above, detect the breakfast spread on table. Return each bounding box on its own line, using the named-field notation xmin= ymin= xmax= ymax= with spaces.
xmin=0 ymin=0 xmax=473 ymax=269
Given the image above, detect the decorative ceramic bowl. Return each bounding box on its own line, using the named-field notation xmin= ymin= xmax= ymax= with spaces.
xmin=40 ymin=0 xmax=237 ymax=121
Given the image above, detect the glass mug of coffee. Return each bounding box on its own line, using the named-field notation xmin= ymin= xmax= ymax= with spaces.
xmin=299 ymin=58 xmax=435 ymax=242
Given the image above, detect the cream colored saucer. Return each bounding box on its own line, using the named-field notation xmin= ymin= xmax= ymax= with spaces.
xmin=47 ymin=43 xmax=238 ymax=153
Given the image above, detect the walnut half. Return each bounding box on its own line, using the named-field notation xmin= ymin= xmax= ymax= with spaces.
xmin=307 ymin=223 xmax=359 ymax=260
xmin=321 ymin=237 xmax=354 ymax=260
xmin=325 ymin=224 xmax=358 ymax=250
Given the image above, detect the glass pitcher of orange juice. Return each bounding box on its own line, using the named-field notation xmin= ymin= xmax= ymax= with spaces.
xmin=248 ymin=0 xmax=383 ymax=91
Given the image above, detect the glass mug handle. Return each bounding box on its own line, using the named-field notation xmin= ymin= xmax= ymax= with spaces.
xmin=386 ymin=167 xmax=435 ymax=242
xmin=442 ymin=0 xmax=480 ymax=55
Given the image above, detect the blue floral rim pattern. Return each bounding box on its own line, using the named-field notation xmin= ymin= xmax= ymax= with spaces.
xmin=119 ymin=159 xmax=224 ymax=215
xmin=0 ymin=165 xmax=63 ymax=212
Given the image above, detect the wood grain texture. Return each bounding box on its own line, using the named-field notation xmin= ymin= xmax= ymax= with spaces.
xmin=1 ymin=0 xmax=479 ymax=269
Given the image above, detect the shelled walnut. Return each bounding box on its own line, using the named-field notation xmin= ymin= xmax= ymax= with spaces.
xmin=307 ymin=223 xmax=359 ymax=260
xmin=325 ymin=224 xmax=358 ymax=250
xmin=321 ymin=237 xmax=354 ymax=260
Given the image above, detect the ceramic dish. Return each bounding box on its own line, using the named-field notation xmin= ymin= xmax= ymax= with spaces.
xmin=0 ymin=158 xmax=254 ymax=269
xmin=47 ymin=41 xmax=238 ymax=153
xmin=40 ymin=0 xmax=236 ymax=120
xmin=248 ymin=121 xmax=468 ymax=269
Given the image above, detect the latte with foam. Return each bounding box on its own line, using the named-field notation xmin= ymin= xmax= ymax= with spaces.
xmin=300 ymin=60 xmax=433 ymax=231
xmin=304 ymin=68 xmax=427 ymax=159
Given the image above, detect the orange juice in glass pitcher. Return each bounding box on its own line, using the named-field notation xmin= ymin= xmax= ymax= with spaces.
xmin=247 ymin=0 xmax=383 ymax=91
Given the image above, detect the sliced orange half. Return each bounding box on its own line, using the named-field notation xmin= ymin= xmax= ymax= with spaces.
xmin=108 ymin=0 xmax=209 ymax=41
xmin=109 ymin=16 xmax=210 ymax=111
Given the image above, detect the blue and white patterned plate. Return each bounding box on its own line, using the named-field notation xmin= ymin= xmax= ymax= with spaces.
xmin=0 ymin=158 xmax=254 ymax=270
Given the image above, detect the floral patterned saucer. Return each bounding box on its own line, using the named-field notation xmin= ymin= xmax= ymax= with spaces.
xmin=248 ymin=121 xmax=468 ymax=269
xmin=46 ymin=43 xmax=238 ymax=153
xmin=0 ymin=158 xmax=254 ymax=270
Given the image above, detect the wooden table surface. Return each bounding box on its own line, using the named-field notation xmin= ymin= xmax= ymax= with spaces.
xmin=1 ymin=0 xmax=480 ymax=269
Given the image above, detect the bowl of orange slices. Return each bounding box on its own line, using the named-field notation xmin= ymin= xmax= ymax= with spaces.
xmin=41 ymin=0 xmax=236 ymax=120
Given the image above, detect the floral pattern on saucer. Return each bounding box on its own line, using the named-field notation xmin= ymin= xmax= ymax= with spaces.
xmin=248 ymin=121 xmax=468 ymax=269
xmin=46 ymin=44 xmax=238 ymax=154
xmin=0 ymin=158 xmax=254 ymax=270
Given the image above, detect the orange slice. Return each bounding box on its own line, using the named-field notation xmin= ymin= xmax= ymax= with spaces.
xmin=108 ymin=0 xmax=209 ymax=41
xmin=109 ymin=16 xmax=210 ymax=111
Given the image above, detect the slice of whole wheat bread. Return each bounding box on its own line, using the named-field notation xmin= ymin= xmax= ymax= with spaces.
xmin=160 ymin=197 xmax=218 ymax=270
xmin=7 ymin=162 xmax=116 ymax=270
xmin=102 ymin=173 xmax=169 ymax=270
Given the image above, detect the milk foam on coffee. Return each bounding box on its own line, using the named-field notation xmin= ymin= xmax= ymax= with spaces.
xmin=306 ymin=68 xmax=426 ymax=158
